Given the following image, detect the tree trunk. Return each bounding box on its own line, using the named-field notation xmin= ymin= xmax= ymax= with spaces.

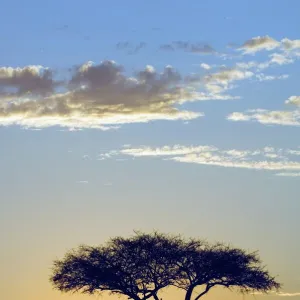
xmin=153 ymin=294 xmax=160 ymax=300
xmin=185 ymin=286 xmax=194 ymax=300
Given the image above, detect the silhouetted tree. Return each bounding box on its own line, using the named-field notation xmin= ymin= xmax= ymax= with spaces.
xmin=174 ymin=241 xmax=281 ymax=300
xmin=50 ymin=232 xmax=184 ymax=300
xmin=50 ymin=232 xmax=280 ymax=300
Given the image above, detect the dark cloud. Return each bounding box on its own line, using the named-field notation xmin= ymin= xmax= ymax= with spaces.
xmin=159 ymin=41 xmax=216 ymax=54
xmin=0 ymin=61 xmax=203 ymax=129
xmin=0 ymin=66 xmax=57 ymax=97
xmin=116 ymin=42 xmax=147 ymax=54
xmin=159 ymin=44 xmax=175 ymax=51
xmin=116 ymin=41 xmax=131 ymax=50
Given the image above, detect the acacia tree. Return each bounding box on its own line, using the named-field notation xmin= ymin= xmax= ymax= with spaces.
xmin=174 ymin=242 xmax=281 ymax=300
xmin=50 ymin=232 xmax=184 ymax=300
xmin=50 ymin=232 xmax=280 ymax=300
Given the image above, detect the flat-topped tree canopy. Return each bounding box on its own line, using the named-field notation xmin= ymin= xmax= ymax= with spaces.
xmin=174 ymin=242 xmax=281 ymax=300
xmin=50 ymin=232 xmax=186 ymax=300
xmin=50 ymin=232 xmax=281 ymax=300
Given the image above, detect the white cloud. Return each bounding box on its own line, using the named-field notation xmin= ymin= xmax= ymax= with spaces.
xmin=107 ymin=144 xmax=300 ymax=174
xmin=206 ymin=69 xmax=253 ymax=85
xmin=204 ymin=68 xmax=253 ymax=95
xmin=121 ymin=145 xmax=217 ymax=157
xmin=276 ymin=292 xmax=300 ymax=296
xmin=238 ymin=36 xmax=300 ymax=55
xmin=264 ymin=147 xmax=275 ymax=153
xmin=226 ymin=112 xmax=251 ymax=122
xmin=286 ymin=96 xmax=300 ymax=106
xmin=253 ymin=291 xmax=300 ymax=297
xmin=200 ymin=63 xmax=211 ymax=70
xmin=276 ymin=172 xmax=300 ymax=177
xmin=227 ymin=109 xmax=300 ymax=126
xmin=269 ymin=53 xmax=294 ymax=65
xmin=255 ymin=73 xmax=289 ymax=82
xmin=281 ymin=38 xmax=300 ymax=51
xmin=83 ymin=154 xmax=91 ymax=160
xmin=235 ymin=52 xmax=294 ymax=73
xmin=287 ymin=149 xmax=300 ymax=156
xmin=235 ymin=61 xmax=259 ymax=70
xmin=227 ymin=96 xmax=300 ymax=126
xmin=238 ymin=36 xmax=280 ymax=54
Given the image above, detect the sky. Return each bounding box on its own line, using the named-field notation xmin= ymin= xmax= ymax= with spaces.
xmin=1 ymin=0 xmax=300 ymax=300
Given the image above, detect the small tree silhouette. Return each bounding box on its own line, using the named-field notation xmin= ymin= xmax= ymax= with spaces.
xmin=50 ymin=232 xmax=280 ymax=300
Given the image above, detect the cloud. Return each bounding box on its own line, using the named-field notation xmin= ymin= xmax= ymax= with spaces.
xmin=227 ymin=96 xmax=300 ymax=126
xmin=237 ymin=36 xmax=300 ymax=60
xmin=82 ymin=154 xmax=91 ymax=160
xmin=103 ymin=144 xmax=300 ymax=174
xmin=269 ymin=53 xmax=294 ymax=65
xmin=0 ymin=65 xmax=56 ymax=98
xmin=121 ymin=145 xmax=218 ymax=156
xmin=281 ymin=38 xmax=300 ymax=51
xmin=116 ymin=42 xmax=147 ymax=54
xmin=159 ymin=41 xmax=216 ymax=54
xmin=116 ymin=41 xmax=131 ymax=50
xmin=253 ymin=291 xmax=300 ymax=297
xmin=287 ymin=149 xmax=300 ymax=156
xmin=204 ymin=68 xmax=253 ymax=93
xmin=276 ymin=172 xmax=300 ymax=177
xmin=189 ymin=44 xmax=216 ymax=54
xmin=276 ymin=293 xmax=300 ymax=297
xmin=255 ymin=73 xmax=289 ymax=82
xmin=235 ymin=53 xmax=294 ymax=72
xmin=200 ymin=63 xmax=211 ymax=70
xmin=286 ymin=96 xmax=300 ymax=106
xmin=0 ymin=61 xmax=208 ymax=130
xmin=238 ymin=36 xmax=280 ymax=54
xmin=159 ymin=44 xmax=175 ymax=51
xmin=128 ymin=42 xmax=147 ymax=54
xmin=227 ymin=109 xmax=300 ymax=126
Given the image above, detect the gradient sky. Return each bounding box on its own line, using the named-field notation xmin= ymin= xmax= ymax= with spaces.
xmin=1 ymin=1 xmax=300 ymax=300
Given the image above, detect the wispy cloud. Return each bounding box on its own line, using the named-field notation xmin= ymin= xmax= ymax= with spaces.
xmin=255 ymin=73 xmax=289 ymax=82
xmin=276 ymin=292 xmax=300 ymax=297
xmin=281 ymin=38 xmax=300 ymax=51
xmin=101 ymin=144 xmax=300 ymax=174
xmin=276 ymin=172 xmax=300 ymax=177
xmin=253 ymin=291 xmax=300 ymax=297
xmin=237 ymin=36 xmax=300 ymax=56
xmin=77 ymin=180 xmax=89 ymax=184
xmin=204 ymin=68 xmax=253 ymax=94
xmin=227 ymin=109 xmax=300 ymax=126
xmin=227 ymin=96 xmax=300 ymax=126
xmin=238 ymin=36 xmax=280 ymax=54
xmin=116 ymin=41 xmax=147 ymax=54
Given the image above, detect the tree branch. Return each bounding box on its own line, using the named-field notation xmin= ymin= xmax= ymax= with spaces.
xmin=194 ymin=284 xmax=213 ymax=300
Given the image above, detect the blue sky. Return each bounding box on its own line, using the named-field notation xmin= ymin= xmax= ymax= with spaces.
xmin=1 ymin=1 xmax=300 ymax=300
